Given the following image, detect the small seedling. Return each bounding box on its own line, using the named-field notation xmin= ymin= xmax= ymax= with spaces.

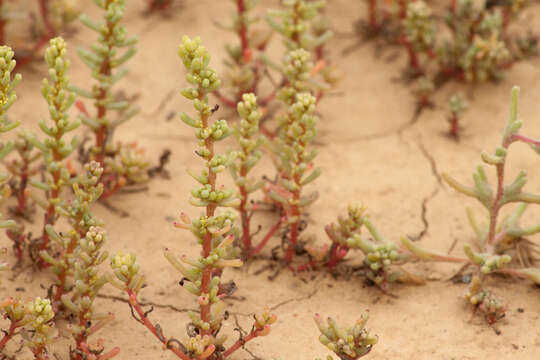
xmin=108 ymin=36 xmax=277 ymax=360
xmin=402 ymin=86 xmax=540 ymax=324
xmin=447 ymin=92 xmax=468 ymax=139
xmin=314 ymin=312 xmax=378 ymax=359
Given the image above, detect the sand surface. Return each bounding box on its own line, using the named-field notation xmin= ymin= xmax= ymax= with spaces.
xmin=1 ymin=1 xmax=540 ymax=359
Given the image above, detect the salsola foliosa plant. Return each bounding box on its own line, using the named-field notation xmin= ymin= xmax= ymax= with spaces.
xmin=74 ymin=0 xmax=146 ymax=199
xmin=447 ymin=92 xmax=468 ymax=140
xmin=26 ymin=37 xmax=79 ymax=267
xmin=360 ymin=0 xmax=536 ymax=107
xmin=4 ymin=135 xmax=40 ymax=263
xmin=401 ymin=86 xmax=540 ymax=324
xmin=229 ymin=92 xmax=270 ymax=259
xmin=314 ymin=312 xmax=378 ymax=360
xmin=265 ymin=0 xmax=335 ymax=103
xmin=265 ymin=0 xmax=332 ymax=54
xmin=40 ymin=162 xmax=120 ymax=359
xmin=0 ymin=297 xmax=56 ymax=359
xmin=40 ymin=161 xmax=104 ymax=309
xmin=308 ymin=204 xmax=462 ymax=291
xmin=402 ymin=0 xmax=435 ymax=75
xmin=0 ymin=46 xmax=23 ymax=262
xmin=267 ymin=49 xmax=321 ymax=265
xmin=5 ymin=134 xmax=41 ymax=218
xmin=108 ymin=36 xmax=277 ymax=360
xmin=319 ymin=204 xmax=367 ymax=270
xmin=214 ymin=0 xmax=273 ymax=108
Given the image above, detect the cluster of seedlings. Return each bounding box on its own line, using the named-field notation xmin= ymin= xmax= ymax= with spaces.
xmin=0 ymin=1 xmax=538 ymax=359
xmin=357 ymin=0 xmax=538 ymax=138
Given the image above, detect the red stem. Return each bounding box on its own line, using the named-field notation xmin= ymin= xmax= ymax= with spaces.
xmin=236 ymin=0 xmax=249 ymax=60
xmin=325 ymin=244 xmax=349 ymax=269
xmin=0 ymin=0 xmax=5 ymax=45
xmin=213 ymin=90 xmax=237 ymax=108
xmin=368 ymin=0 xmax=378 ymax=32
xmin=449 ymin=114 xmax=459 ymax=139
xmin=252 ymin=217 xmax=283 ymax=256
xmin=221 ymin=327 xmax=267 ymax=358
xmin=199 ymin=92 xmax=216 ymax=336
xmin=38 ymin=0 xmax=55 ymax=36
xmin=0 ymin=320 xmax=18 ymax=350
xmin=127 ymin=291 xmax=191 ymax=360
xmin=511 ymin=133 xmax=540 ymax=147
xmin=15 ymin=163 xmax=29 ymax=216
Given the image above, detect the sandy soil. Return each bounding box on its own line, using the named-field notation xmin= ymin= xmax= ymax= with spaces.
xmin=1 ymin=0 xmax=540 ymax=359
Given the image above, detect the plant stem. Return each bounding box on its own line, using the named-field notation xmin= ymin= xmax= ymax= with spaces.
xmin=37 ymin=0 xmax=55 ymax=36
xmin=127 ymin=291 xmax=191 ymax=360
xmin=93 ymin=7 xmax=114 ymax=167
xmin=449 ymin=114 xmax=459 ymax=139
xmin=368 ymin=0 xmax=378 ymax=32
xmin=236 ymin=0 xmax=249 ymax=60
xmin=0 ymin=320 xmax=18 ymax=350
xmin=39 ymin=131 xmax=64 ymax=266
xmin=199 ymin=94 xmax=216 ymax=336
xmin=487 ymin=138 xmax=512 ymax=247
xmin=511 ymin=133 xmax=540 ymax=147
xmin=0 ymin=0 xmax=5 ymax=45
xmin=252 ymin=217 xmax=282 ymax=256
xmin=221 ymin=327 xmax=266 ymax=358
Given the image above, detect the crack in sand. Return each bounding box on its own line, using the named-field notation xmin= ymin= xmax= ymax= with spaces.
xmin=407 ymin=139 xmax=442 ymax=241
xmin=97 ymin=293 xmax=198 ymax=313
xmin=269 ymin=289 xmax=318 ymax=311
xmin=340 ymin=103 xmax=424 ymax=143
xmin=98 ymin=288 xmax=318 ymax=318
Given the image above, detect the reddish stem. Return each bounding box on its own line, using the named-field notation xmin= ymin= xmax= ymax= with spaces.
xmin=236 ymin=0 xmax=249 ymax=60
xmin=239 ymin=180 xmax=251 ymax=258
xmin=252 ymin=217 xmax=283 ymax=256
xmin=127 ymin=291 xmax=191 ymax=360
xmin=0 ymin=320 xmax=18 ymax=350
xmin=199 ymin=93 xmax=216 ymax=336
xmin=449 ymin=114 xmax=459 ymax=139
xmin=213 ymin=90 xmax=237 ymax=108
xmin=325 ymin=244 xmax=349 ymax=269
xmin=0 ymin=0 xmax=5 ymax=45
xmin=511 ymin=133 xmax=540 ymax=147
xmin=38 ymin=0 xmax=55 ymax=36
xmin=221 ymin=327 xmax=268 ymax=358
xmin=368 ymin=0 xmax=378 ymax=32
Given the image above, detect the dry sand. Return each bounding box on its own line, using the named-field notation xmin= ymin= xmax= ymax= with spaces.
xmin=1 ymin=0 xmax=539 ymax=359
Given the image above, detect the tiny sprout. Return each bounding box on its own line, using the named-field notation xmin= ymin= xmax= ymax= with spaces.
xmin=447 ymin=93 xmax=468 ymax=139
xmin=403 ymin=86 xmax=540 ymax=324
xmin=314 ymin=313 xmax=377 ymax=359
